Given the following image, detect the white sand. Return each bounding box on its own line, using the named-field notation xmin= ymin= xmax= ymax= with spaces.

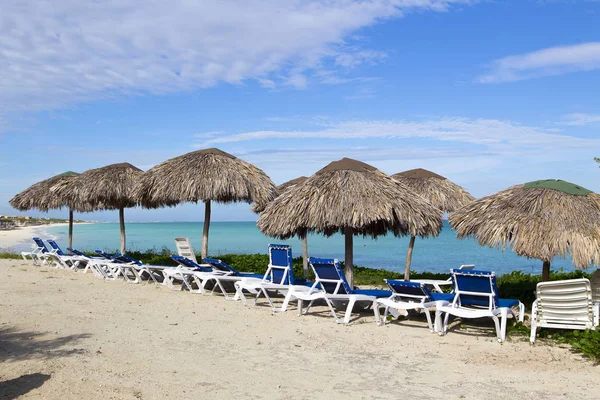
xmin=0 ymin=259 xmax=597 ymax=399
xmin=0 ymin=223 xmax=69 ymax=252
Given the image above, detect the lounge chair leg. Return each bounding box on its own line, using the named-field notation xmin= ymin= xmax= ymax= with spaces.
xmin=343 ymin=298 xmax=357 ymax=324
xmin=423 ymin=310 xmax=434 ymax=332
xmin=373 ymin=302 xmax=382 ymax=325
xmin=492 ymin=314 xmax=502 ymax=342
xmin=530 ymin=300 xmax=539 ymax=344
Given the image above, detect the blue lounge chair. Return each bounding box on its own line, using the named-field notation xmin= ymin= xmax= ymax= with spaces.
xmin=289 ymin=257 xmax=392 ymax=324
xmin=45 ymin=239 xmax=90 ymax=271
xmin=234 ymin=244 xmax=314 ymax=311
xmin=436 ymin=269 xmax=525 ymax=343
xmin=201 ymin=257 xmax=265 ymax=300
xmin=20 ymin=237 xmax=50 ymax=265
xmin=164 ymin=256 xmax=227 ymax=292
xmin=374 ymin=280 xmax=455 ymax=332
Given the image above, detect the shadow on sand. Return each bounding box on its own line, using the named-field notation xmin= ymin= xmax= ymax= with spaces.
xmin=0 ymin=326 xmax=91 ymax=362
xmin=0 ymin=326 xmax=91 ymax=398
xmin=0 ymin=373 xmax=51 ymax=399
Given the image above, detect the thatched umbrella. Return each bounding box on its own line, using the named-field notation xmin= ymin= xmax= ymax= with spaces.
xmin=54 ymin=163 xmax=143 ymax=254
xmin=391 ymin=168 xmax=475 ymax=281
xmin=449 ymin=179 xmax=600 ymax=281
xmin=258 ymin=158 xmax=443 ymax=287
xmin=10 ymin=171 xmax=82 ymax=250
xmin=134 ymin=148 xmax=277 ymax=259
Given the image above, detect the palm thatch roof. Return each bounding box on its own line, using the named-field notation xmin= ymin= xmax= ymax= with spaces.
xmin=258 ymin=158 xmax=443 ymax=239
xmin=449 ymin=179 xmax=600 ymax=269
xmin=54 ymin=163 xmax=143 ymax=211
xmin=277 ymin=176 xmax=308 ymax=192
xmin=391 ymin=168 xmax=475 ymax=212
xmin=10 ymin=171 xmax=80 ymax=211
xmin=134 ymin=148 xmax=277 ymax=208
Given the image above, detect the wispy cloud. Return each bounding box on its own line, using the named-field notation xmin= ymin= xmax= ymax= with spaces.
xmin=477 ymin=42 xmax=600 ymax=83
xmin=559 ymin=113 xmax=600 ymax=126
xmin=201 ymin=117 xmax=599 ymax=152
xmin=0 ymin=0 xmax=471 ymax=124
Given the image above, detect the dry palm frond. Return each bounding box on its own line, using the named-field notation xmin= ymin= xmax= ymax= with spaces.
xmin=449 ymin=181 xmax=600 ymax=269
xmin=134 ymin=148 xmax=277 ymax=208
xmin=10 ymin=171 xmax=80 ymax=211
xmin=54 ymin=163 xmax=143 ymax=211
xmin=258 ymin=158 xmax=443 ymax=239
xmin=391 ymin=168 xmax=475 ymax=213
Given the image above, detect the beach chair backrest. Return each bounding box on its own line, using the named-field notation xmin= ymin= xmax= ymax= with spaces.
xmin=172 ymin=256 xmax=212 ymax=272
xmin=67 ymin=248 xmax=86 ymax=257
xmin=309 ymin=257 xmax=352 ymax=295
xmin=385 ymin=280 xmax=432 ymax=302
xmin=266 ymin=244 xmax=293 ymax=285
xmin=175 ymin=237 xmax=197 ymax=264
xmin=33 ymin=237 xmax=49 ymax=253
xmin=47 ymin=239 xmax=65 ymax=256
xmin=590 ymin=270 xmax=600 ymax=303
xmin=536 ymin=278 xmax=595 ymax=327
xmin=451 ymin=269 xmax=498 ymax=310
xmin=203 ymin=258 xmax=240 ymax=276
xmin=95 ymin=250 xmax=116 ymax=260
xmin=113 ymin=254 xmax=143 ymax=265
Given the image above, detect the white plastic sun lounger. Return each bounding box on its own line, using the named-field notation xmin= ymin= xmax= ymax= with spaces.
xmin=374 ymin=280 xmax=454 ymax=332
xmin=175 ymin=237 xmax=198 ymax=264
xmin=285 ymin=258 xmax=392 ymax=324
xmin=20 ymin=237 xmax=51 ymax=265
xmin=437 ymin=269 xmax=524 ymax=343
xmin=234 ymin=244 xmax=315 ymax=311
xmin=400 ymin=264 xmax=475 ymax=293
xmin=200 ymin=258 xmax=265 ymax=300
xmin=164 ymin=256 xmax=229 ymax=292
xmin=530 ymin=278 xmax=599 ymax=343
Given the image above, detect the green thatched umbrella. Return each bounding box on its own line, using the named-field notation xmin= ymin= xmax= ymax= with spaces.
xmin=54 ymin=163 xmax=143 ymax=254
xmin=449 ymin=179 xmax=600 ymax=281
xmin=10 ymin=171 xmax=83 ymax=251
xmin=391 ymin=168 xmax=475 ymax=281
xmin=258 ymin=158 xmax=443 ymax=287
xmin=134 ymin=148 xmax=277 ymax=259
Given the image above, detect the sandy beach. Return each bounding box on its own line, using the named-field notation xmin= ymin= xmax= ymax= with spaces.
xmin=0 ymin=259 xmax=597 ymax=399
xmin=0 ymin=224 xmax=69 ymax=252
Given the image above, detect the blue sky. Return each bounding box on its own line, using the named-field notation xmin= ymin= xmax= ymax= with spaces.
xmin=1 ymin=0 xmax=599 ymax=222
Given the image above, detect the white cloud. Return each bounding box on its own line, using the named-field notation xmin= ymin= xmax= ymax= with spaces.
xmin=201 ymin=117 xmax=600 ymax=152
xmin=559 ymin=113 xmax=600 ymax=126
xmin=0 ymin=0 xmax=472 ymax=122
xmin=477 ymin=42 xmax=600 ymax=83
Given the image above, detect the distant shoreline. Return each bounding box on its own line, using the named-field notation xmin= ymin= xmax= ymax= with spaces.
xmin=0 ymin=222 xmax=93 ymax=251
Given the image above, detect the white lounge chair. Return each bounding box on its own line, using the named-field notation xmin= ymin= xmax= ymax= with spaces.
xmin=46 ymin=240 xmax=88 ymax=271
xmin=530 ymin=278 xmax=599 ymax=343
xmin=20 ymin=237 xmax=50 ymax=265
xmin=374 ymin=280 xmax=454 ymax=332
xmin=234 ymin=244 xmax=314 ymax=311
xmin=164 ymin=256 xmax=228 ymax=292
xmin=175 ymin=237 xmax=197 ymax=264
xmin=436 ymin=269 xmax=524 ymax=343
xmin=408 ymin=264 xmax=475 ymax=293
xmin=286 ymin=257 xmax=392 ymax=324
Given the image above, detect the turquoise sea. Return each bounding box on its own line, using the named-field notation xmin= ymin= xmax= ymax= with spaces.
xmin=37 ymin=221 xmax=579 ymax=276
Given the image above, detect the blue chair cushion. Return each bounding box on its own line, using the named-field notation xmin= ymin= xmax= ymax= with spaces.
xmin=497 ymin=298 xmax=520 ymax=308
xmin=352 ymin=289 xmax=392 ymax=298
xmin=430 ymin=292 xmax=455 ymax=302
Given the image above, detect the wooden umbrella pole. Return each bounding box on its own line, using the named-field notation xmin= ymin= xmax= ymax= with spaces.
xmin=344 ymin=227 xmax=354 ymax=288
xmin=119 ymin=207 xmax=126 ymax=254
xmin=202 ymin=200 xmax=211 ymax=259
xmin=68 ymin=209 xmax=74 ymax=255
xmin=542 ymin=260 xmax=551 ymax=281
xmin=302 ymin=235 xmax=309 ymax=279
xmin=404 ymin=235 xmax=416 ymax=281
